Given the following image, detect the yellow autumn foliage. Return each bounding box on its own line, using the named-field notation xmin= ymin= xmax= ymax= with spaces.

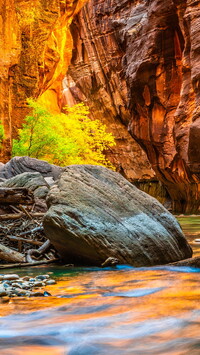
xmin=12 ymin=99 xmax=116 ymax=168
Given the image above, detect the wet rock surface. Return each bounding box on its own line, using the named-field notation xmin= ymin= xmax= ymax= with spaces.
xmin=43 ymin=165 xmax=192 ymax=267
xmin=0 ymin=273 xmax=55 ymax=298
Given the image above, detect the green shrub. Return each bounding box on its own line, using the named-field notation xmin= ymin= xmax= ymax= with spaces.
xmin=12 ymin=99 xmax=115 ymax=168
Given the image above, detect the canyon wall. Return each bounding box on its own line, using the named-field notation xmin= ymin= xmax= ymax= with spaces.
xmin=0 ymin=0 xmax=86 ymax=161
xmin=65 ymin=0 xmax=200 ymax=213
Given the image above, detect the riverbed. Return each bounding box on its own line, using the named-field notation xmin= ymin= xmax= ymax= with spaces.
xmin=0 ymin=217 xmax=199 ymax=355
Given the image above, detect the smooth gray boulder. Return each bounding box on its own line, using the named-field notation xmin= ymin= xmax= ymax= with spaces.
xmin=0 ymin=156 xmax=63 ymax=180
xmin=0 ymin=172 xmax=49 ymax=199
xmin=43 ymin=165 xmax=192 ymax=266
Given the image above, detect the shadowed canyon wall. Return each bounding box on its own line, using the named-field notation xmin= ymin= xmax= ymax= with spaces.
xmin=0 ymin=0 xmax=87 ymax=161
xmin=64 ymin=0 xmax=200 ymax=213
xmin=63 ymin=2 xmax=154 ymax=182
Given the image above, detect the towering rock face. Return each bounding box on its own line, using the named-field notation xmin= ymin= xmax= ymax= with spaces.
xmin=65 ymin=0 xmax=200 ymax=213
xmin=0 ymin=0 xmax=87 ymax=162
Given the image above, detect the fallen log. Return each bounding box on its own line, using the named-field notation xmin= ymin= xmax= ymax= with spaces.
xmin=13 ymin=226 xmax=43 ymax=237
xmin=6 ymin=235 xmax=43 ymax=246
xmin=0 ymin=213 xmax=44 ymax=221
xmin=26 ymin=240 xmax=51 ymax=263
xmin=0 ymin=243 xmax=25 ymax=263
xmin=168 ymin=256 xmax=200 ymax=268
xmin=19 ymin=204 xmax=40 ymax=226
xmin=0 ymin=258 xmax=60 ymax=269
xmin=0 ymin=187 xmax=34 ymax=205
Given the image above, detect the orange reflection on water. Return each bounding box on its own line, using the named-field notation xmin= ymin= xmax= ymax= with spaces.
xmin=1 ymin=345 xmax=66 ymax=355
xmin=0 ymin=268 xmax=199 ymax=322
xmin=0 ymin=265 xmax=199 ymax=355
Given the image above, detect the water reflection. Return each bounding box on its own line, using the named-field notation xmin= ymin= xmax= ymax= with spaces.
xmin=177 ymin=216 xmax=200 ymax=257
xmin=0 ymin=265 xmax=200 ymax=354
xmin=0 ymin=216 xmax=200 ymax=354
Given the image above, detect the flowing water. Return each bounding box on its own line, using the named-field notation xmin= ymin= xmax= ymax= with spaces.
xmin=0 ymin=217 xmax=199 ymax=355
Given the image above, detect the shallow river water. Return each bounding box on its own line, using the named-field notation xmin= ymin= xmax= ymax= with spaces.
xmin=0 ymin=217 xmax=199 ymax=355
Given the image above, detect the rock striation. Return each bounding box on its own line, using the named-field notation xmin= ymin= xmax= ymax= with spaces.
xmin=43 ymin=165 xmax=192 ymax=266
xmin=64 ymin=1 xmax=154 ymax=182
xmin=65 ymin=0 xmax=200 ymax=213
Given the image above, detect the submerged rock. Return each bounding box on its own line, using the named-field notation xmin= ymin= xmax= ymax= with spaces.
xmin=43 ymin=165 xmax=192 ymax=267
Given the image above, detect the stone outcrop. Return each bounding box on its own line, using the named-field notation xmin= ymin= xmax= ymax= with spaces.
xmin=0 ymin=0 xmax=87 ymax=162
xmin=43 ymin=165 xmax=192 ymax=266
xmin=65 ymin=0 xmax=200 ymax=213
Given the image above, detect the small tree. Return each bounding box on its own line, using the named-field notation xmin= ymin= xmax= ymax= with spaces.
xmin=0 ymin=121 xmax=4 ymax=150
xmin=12 ymin=99 xmax=115 ymax=168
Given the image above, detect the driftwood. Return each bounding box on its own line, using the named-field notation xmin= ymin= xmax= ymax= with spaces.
xmin=13 ymin=226 xmax=43 ymax=237
xmin=26 ymin=240 xmax=51 ymax=263
xmin=6 ymin=235 xmax=43 ymax=246
xmin=0 ymin=212 xmax=44 ymax=221
xmin=19 ymin=204 xmax=40 ymax=226
xmin=0 ymin=187 xmax=34 ymax=205
xmin=0 ymin=258 xmax=60 ymax=269
xmin=0 ymin=243 xmax=25 ymax=263
xmin=169 ymin=256 xmax=200 ymax=268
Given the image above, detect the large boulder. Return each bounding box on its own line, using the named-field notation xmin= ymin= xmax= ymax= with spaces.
xmin=43 ymin=165 xmax=192 ymax=266
xmin=0 ymin=156 xmax=63 ymax=180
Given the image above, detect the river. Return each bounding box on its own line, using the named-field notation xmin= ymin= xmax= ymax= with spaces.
xmin=0 ymin=217 xmax=199 ymax=355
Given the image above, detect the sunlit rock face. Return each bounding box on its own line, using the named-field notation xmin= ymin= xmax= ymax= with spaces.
xmin=0 ymin=0 xmax=87 ymax=162
xmin=65 ymin=0 xmax=200 ymax=213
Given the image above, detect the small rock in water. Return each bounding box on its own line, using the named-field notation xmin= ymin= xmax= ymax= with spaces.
xmin=46 ymin=280 xmax=56 ymax=285
xmin=2 ymin=283 xmax=10 ymax=289
xmin=31 ymin=291 xmax=45 ymax=297
xmin=14 ymin=288 xmax=28 ymax=296
xmin=44 ymin=291 xmax=51 ymax=297
xmin=0 ymin=286 xmax=7 ymax=297
xmin=0 ymin=297 xmax=9 ymax=303
xmin=22 ymin=276 xmax=30 ymax=281
xmin=3 ymin=274 xmax=19 ymax=281
xmin=34 ymin=281 xmax=44 ymax=287
xmin=11 ymin=283 xmax=22 ymax=289
xmin=36 ymin=275 xmax=50 ymax=281
xmin=29 ymin=278 xmax=36 ymax=282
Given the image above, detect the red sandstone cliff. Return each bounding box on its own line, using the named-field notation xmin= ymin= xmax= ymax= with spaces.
xmin=65 ymin=0 xmax=200 ymax=213
xmin=0 ymin=0 xmax=86 ymax=161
